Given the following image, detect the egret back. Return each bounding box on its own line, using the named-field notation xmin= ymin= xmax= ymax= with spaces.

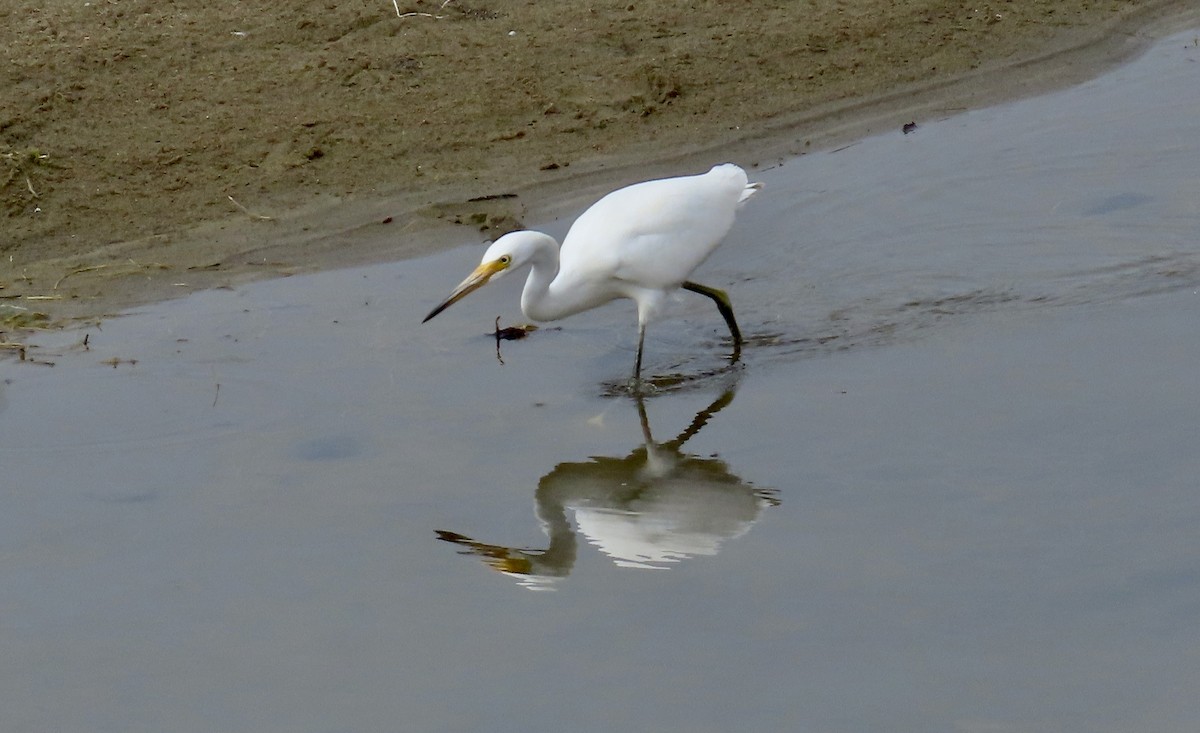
xmin=558 ymin=164 xmax=757 ymax=292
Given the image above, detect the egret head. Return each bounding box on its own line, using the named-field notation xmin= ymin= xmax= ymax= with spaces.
xmin=422 ymin=232 xmax=540 ymax=323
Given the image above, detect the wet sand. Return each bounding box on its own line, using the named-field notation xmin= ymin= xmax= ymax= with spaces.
xmin=2 ymin=1 xmax=1198 ymax=323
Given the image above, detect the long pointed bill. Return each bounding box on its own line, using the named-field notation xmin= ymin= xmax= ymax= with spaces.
xmin=422 ymin=259 xmax=506 ymax=323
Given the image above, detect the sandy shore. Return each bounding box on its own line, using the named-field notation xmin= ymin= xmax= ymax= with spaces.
xmin=2 ymin=0 xmax=1198 ymax=324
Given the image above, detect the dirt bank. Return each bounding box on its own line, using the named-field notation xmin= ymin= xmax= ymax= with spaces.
xmin=2 ymin=0 xmax=1198 ymax=324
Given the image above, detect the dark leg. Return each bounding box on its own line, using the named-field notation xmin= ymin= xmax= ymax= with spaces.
xmin=634 ymin=322 xmax=646 ymax=381
xmin=682 ymin=281 xmax=742 ymax=347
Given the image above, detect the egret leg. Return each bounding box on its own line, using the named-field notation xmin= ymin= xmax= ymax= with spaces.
xmin=682 ymin=281 xmax=742 ymax=347
xmin=634 ymin=322 xmax=646 ymax=381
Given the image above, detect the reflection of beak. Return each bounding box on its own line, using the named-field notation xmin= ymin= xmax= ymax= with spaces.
xmin=422 ymin=259 xmax=506 ymax=323
xmin=436 ymin=531 xmax=534 ymax=575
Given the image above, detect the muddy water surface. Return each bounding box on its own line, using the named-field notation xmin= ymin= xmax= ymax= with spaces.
xmin=2 ymin=30 xmax=1199 ymax=733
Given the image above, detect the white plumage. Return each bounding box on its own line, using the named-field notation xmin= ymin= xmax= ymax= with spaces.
xmin=423 ymin=163 xmax=762 ymax=380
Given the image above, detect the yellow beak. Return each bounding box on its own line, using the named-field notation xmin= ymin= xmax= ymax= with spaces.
xmin=422 ymin=259 xmax=507 ymax=323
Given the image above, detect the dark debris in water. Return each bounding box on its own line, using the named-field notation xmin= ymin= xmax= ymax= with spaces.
xmin=493 ymin=316 xmax=536 ymax=341
xmin=493 ymin=317 xmax=546 ymax=365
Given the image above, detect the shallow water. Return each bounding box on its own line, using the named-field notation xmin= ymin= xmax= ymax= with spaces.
xmin=3 ymin=30 xmax=1199 ymax=733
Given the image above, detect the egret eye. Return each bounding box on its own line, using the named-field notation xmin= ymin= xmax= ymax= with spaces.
xmin=499 ymin=255 xmax=511 ymax=265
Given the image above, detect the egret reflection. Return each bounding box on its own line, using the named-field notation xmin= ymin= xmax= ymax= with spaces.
xmin=437 ymin=388 xmax=778 ymax=590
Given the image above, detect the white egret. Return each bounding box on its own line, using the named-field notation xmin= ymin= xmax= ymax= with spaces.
xmin=422 ymin=163 xmax=762 ymax=379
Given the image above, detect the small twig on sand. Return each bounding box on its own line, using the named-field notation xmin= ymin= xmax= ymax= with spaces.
xmin=54 ymin=264 xmax=108 ymax=290
xmin=395 ymin=0 xmax=451 ymax=20
xmin=227 ymin=195 xmax=274 ymax=221
xmin=25 ymin=176 xmax=38 ymax=197
xmin=127 ymin=258 xmax=170 ymax=270
xmin=391 ymin=0 xmax=453 ymax=17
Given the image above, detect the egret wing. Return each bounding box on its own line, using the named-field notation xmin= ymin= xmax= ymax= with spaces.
xmin=559 ymin=165 xmax=752 ymax=290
